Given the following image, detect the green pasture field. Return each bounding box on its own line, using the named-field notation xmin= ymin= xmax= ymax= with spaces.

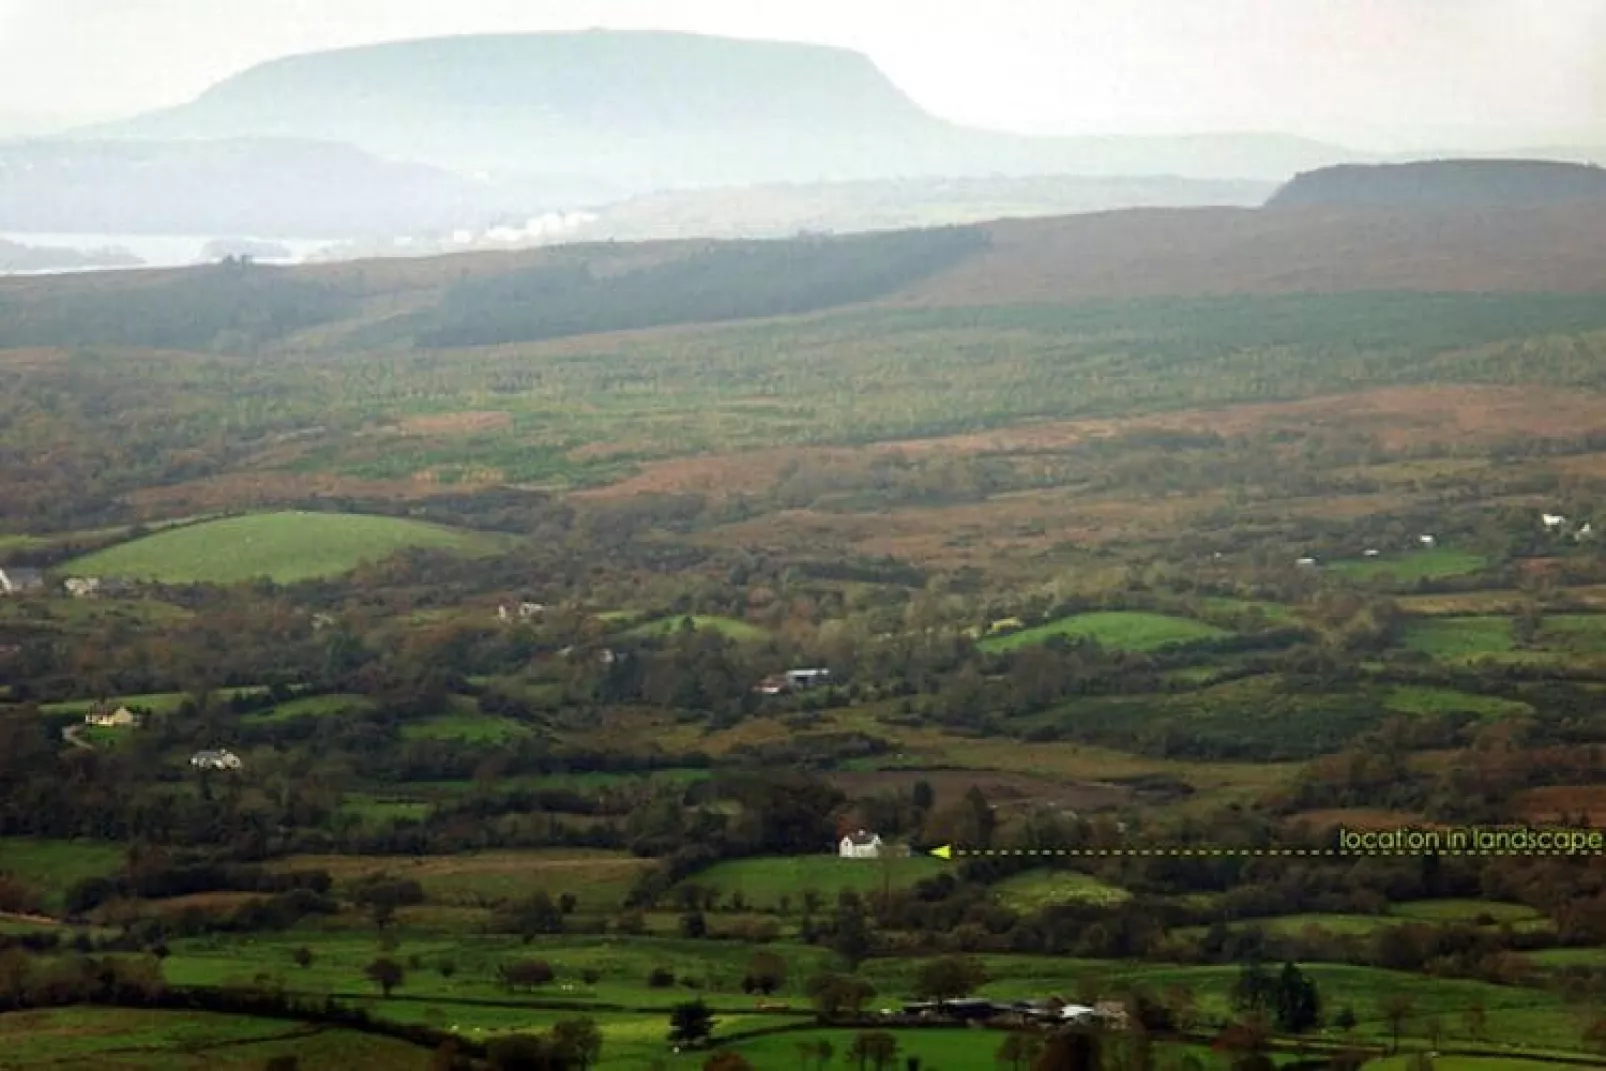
xmin=1401 ymin=617 xmax=1517 ymax=660
xmin=1382 ymin=685 xmax=1533 ymax=718
xmin=0 ymin=1006 xmax=433 ymax=1070
xmin=977 ymin=611 xmax=1229 ymax=653
xmin=265 ymin=848 xmax=653 ymax=911
xmin=1327 ymin=548 xmax=1488 ymax=582
xmin=1525 ymin=947 xmax=1606 ymax=968
xmin=1195 ymin=597 xmax=1299 ymax=624
xmin=398 ymin=696 xmax=534 ymax=744
xmin=337 ymin=794 xmax=433 ymax=824
xmin=989 ymin=870 xmax=1133 ymax=912
xmin=0 ymin=837 xmax=125 ymax=912
xmin=619 ymin=614 xmax=770 ymax=642
xmin=681 ymin=856 xmax=947 ymax=910
xmin=247 ymin=692 xmax=373 ymax=722
xmin=1171 ymin=913 xmax=1393 ymax=940
xmin=40 ymin=689 xmax=263 ymax=716
xmin=63 ymin=511 xmax=513 ymax=584
xmin=161 ymin=932 xmax=837 ymax=1011
xmin=1386 ymin=900 xmax=1546 ymax=925
xmin=1537 ymin=613 xmax=1606 ymax=655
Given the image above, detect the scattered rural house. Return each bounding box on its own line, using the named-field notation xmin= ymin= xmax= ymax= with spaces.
xmin=1543 ymin=513 xmax=1568 ymax=529
xmin=754 ymin=675 xmax=787 ymax=696
xmin=310 ymin=612 xmax=336 ymax=632
xmin=1363 ymin=548 xmax=1380 ymax=557
xmin=987 ymin=617 xmax=1024 ymax=635
xmin=1579 ymin=523 xmax=1595 ymax=540
xmin=0 ymin=567 xmax=44 ymax=595
xmin=189 ymin=748 xmax=242 ymax=771
xmin=896 ymin=998 xmax=1126 ymax=1027
xmin=497 ymin=601 xmax=545 ymax=623
xmin=63 ymin=576 xmax=101 ymax=598
xmin=1419 ymin=534 xmax=1436 ymax=547
xmin=84 ymin=703 xmax=142 ymax=728
xmin=1295 ymin=557 xmax=1317 ymax=567
xmin=784 ymin=667 xmax=831 ymax=689
xmin=839 ymin=829 xmax=883 ymax=859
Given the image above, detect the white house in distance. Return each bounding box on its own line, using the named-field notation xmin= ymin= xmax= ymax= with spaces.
xmin=839 ymin=829 xmax=883 ymax=859
xmin=84 ymin=703 xmax=141 ymax=728
xmin=785 ymin=668 xmax=831 ymax=689
xmin=0 ymin=567 xmax=44 ymax=596
xmin=190 ymin=748 xmax=242 ymax=771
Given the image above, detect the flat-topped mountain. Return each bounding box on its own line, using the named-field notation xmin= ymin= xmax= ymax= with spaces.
xmin=80 ymin=31 xmax=1360 ymax=190
xmin=1268 ymin=159 xmax=1606 ymax=208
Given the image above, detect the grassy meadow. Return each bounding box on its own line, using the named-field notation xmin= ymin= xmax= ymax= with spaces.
xmin=63 ymin=511 xmax=512 ymax=584
xmin=978 ymin=611 xmax=1229 ymax=653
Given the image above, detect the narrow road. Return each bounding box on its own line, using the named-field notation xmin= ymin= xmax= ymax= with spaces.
xmin=61 ymin=724 xmax=92 ymax=750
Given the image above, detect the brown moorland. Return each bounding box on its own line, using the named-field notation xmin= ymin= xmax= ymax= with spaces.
xmin=892 ymin=205 xmax=1606 ymax=305
xmin=574 ymin=384 xmax=1606 ymax=501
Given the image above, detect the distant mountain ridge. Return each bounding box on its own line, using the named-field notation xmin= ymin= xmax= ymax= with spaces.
xmin=1269 ymin=159 xmax=1606 ymax=208
xmin=77 ymin=30 xmax=1364 ymax=189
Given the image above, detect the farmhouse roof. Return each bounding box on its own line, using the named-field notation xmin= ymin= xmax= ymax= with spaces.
xmin=0 ymin=567 xmax=44 ymax=593
xmin=844 ymin=829 xmax=880 ymax=846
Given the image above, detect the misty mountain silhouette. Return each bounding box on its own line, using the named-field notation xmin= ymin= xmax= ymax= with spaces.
xmin=79 ymin=30 xmax=1364 ymax=191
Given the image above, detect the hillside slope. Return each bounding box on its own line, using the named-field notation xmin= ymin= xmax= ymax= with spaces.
xmin=7 ymin=202 xmax=1606 ymax=352
xmin=891 ymin=205 xmax=1606 ymax=305
xmin=1268 ymin=159 xmax=1606 ymax=208
xmin=81 ymin=31 xmax=1363 ymax=188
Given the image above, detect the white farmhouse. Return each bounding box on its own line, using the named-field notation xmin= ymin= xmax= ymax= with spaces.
xmin=839 ymin=830 xmax=883 ymax=859
xmin=190 ymin=748 xmax=242 ymax=771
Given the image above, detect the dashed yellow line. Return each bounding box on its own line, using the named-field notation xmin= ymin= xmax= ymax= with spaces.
xmin=930 ymin=845 xmax=1604 ymax=859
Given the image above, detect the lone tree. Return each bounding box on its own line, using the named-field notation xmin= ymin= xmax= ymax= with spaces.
xmin=550 ymin=1017 xmax=604 ymax=1070
xmin=669 ymin=999 xmax=715 ymax=1049
xmin=848 ymin=1030 xmax=900 ymax=1071
xmin=1271 ymin=961 xmax=1321 ymax=1033
xmin=913 ymin=955 xmax=988 ymax=1006
xmin=364 ymin=956 xmax=404 ymax=998
xmin=1379 ymin=993 xmax=1415 ymax=1054
xmin=742 ymin=949 xmax=789 ymax=996
xmin=806 ymin=973 xmax=877 ymax=1022
xmin=996 ymin=1032 xmax=1044 ymax=1070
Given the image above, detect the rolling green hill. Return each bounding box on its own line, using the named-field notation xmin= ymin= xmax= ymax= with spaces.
xmin=63 ymin=512 xmax=511 ymax=584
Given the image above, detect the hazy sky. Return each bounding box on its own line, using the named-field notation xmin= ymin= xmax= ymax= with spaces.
xmin=2 ymin=0 xmax=1603 ymax=147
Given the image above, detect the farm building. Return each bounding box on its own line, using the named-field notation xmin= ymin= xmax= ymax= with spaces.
xmin=190 ymin=748 xmax=242 ymax=771
xmin=0 ymin=567 xmax=44 ymax=595
xmin=839 ymin=829 xmax=883 ymax=859
xmin=785 ymin=667 xmax=831 ymax=689
xmin=84 ymin=703 xmax=142 ymax=728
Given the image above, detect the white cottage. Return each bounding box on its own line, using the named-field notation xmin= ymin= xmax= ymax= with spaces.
xmin=839 ymin=830 xmax=883 ymax=859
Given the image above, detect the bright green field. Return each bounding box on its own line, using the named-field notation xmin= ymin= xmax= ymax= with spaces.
xmin=1329 ymin=548 xmax=1488 ymax=582
xmin=0 ymin=1006 xmax=434 ymax=1070
xmin=399 ymin=710 xmax=533 ymax=743
xmin=990 ymin=869 xmax=1133 ymax=911
xmin=63 ymin=511 xmax=512 ymax=584
xmin=1173 ymin=913 xmax=1394 ymax=939
xmin=620 ymin=614 xmax=769 ymax=642
xmin=0 ymin=837 xmax=125 ymax=912
xmin=1401 ymin=617 xmax=1516 ymax=660
xmin=1382 ymin=685 xmax=1532 ymax=718
xmin=248 ymin=693 xmax=373 ymax=722
xmin=1386 ymin=900 xmax=1545 ymax=924
xmin=977 ymin=611 xmax=1229 ymax=653
xmin=683 ymin=856 xmax=946 ymax=910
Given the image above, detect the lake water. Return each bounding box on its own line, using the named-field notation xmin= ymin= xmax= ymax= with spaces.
xmin=0 ymin=232 xmax=337 ymax=273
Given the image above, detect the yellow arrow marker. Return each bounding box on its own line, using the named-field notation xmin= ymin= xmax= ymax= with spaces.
xmin=929 ymin=844 xmax=952 ymax=860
